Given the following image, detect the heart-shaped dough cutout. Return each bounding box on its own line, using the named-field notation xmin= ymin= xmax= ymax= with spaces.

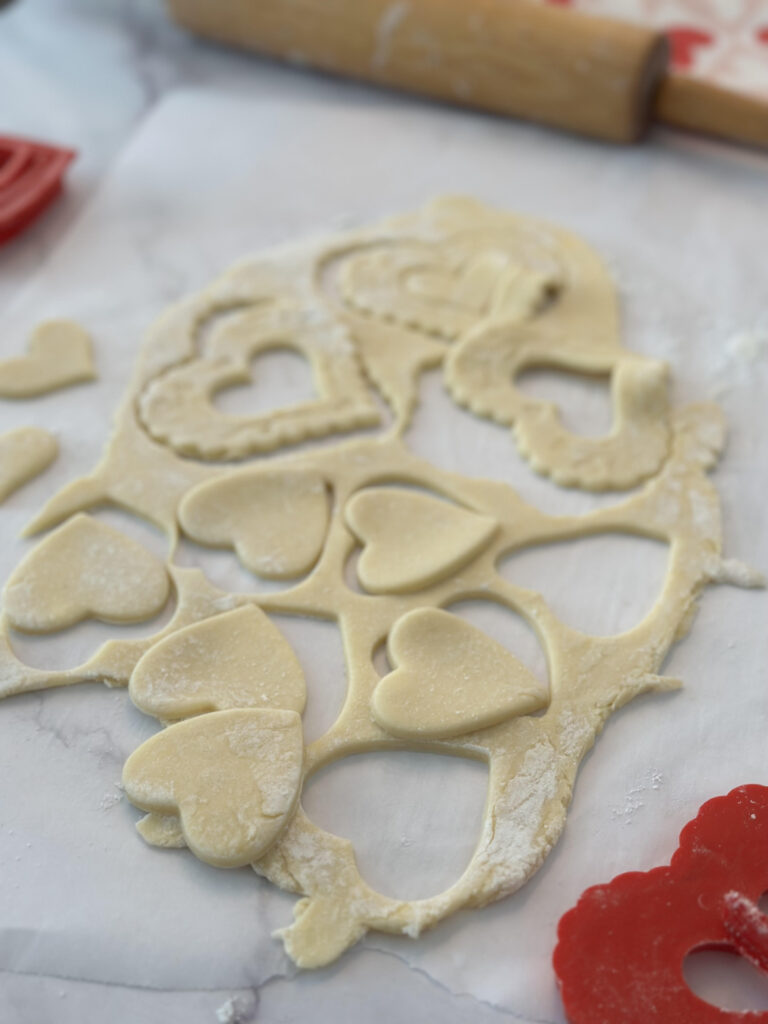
xmin=123 ymin=708 xmax=304 ymax=867
xmin=0 ymin=320 xmax=96 ymax=398
xmin=0 ymin=427 xmax=58 ymax=503
xmin=130 ymin=605 xmax=307 ymax=722
xmin=179 ymin=469 xmax=328 ymax=578
xmin=374 ymin=608 xmax=548 ymax=739
xmin=3 ymin=513 xmax=169 ymax=633
xmin=345 ymin=488 xmax=497 ymax=594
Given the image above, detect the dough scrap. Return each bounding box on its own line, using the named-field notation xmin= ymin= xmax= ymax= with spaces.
xmin=0 ymin=427 xmax=58 ymax=502
xmin=0 ymin=321 xmax=96 ymax=397
xmin=446 ymin=331 xmax=670 ymax=491
xmin=3 ymin=513 xmax=169 ymax=633
xmin=0 ymin=197 xmax=761 ymax=970
xmin=129 ymin=604 xmax=306 ymax=722
xmin=122 ymin=708 xmax=304 ymax=867
xmin=136 ymin=812 xmax=186 ymax=848
xmin=374 ymin=608 xmax=548 ymax=739
xmin=332 ymin=197 xmax=671 ymax=490
xmin=179 ymin=468 xmax=328 ymax=578
xmin=346 ymin=486 xmax=498 ymax=594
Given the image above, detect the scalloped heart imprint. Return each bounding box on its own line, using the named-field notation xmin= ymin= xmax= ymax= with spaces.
xmin=138 ymin=304 xmax=380 ymax=460
xmin=341 ymin=244 xmax=559 ymax=341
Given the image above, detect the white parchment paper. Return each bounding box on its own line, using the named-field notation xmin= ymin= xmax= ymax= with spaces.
xmin=0 ymin=76 xmax=767 ymax=1022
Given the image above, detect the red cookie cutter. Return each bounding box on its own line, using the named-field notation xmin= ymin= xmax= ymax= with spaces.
xmin=0 ymin=136 xmax=76 ymax=245
xmin=554 ymin=785 xmax=768 ymax=1022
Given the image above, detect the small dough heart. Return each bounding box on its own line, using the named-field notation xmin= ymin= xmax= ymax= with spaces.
xmin=345 ymin=488 xmax=498 ymax=594
xmin=123 ymin=708 xmax=304 ymax=867
xmin=0 ymin=320 xmax=96 ymax=398
xmin=0 ymin=427 xmax=58 ymax=502
xmin=130 ymin=605 xmax=307 ymax=722
xmin=179 ymin=469 xmax=328 ymax=578
xmin=3 ymin=513 xmax=169 ymax=633
xmin=374 ymin=608 xmax=548 ymax=739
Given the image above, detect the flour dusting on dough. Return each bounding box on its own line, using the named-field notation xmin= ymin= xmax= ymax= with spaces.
xmin=0 ymin=197 xmax=759 ymax=969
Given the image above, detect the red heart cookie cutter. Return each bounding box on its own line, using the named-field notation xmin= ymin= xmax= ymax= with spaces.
xmin=554 ymin=785 xmax=768 ymax=1022
xmin=0 ymin=136 xmax=76 ymax=246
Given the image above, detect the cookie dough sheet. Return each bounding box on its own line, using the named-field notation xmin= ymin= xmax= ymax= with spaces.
xmin=0 ymin=81 xmax=765 ymax=1021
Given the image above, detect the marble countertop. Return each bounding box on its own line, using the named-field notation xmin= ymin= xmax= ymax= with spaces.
xmin=0 ymin=0 xmax=249 ymax=315
xmin=3 ymin=7 xmax=259 ymax=1021
xmin=2 ymin=3 xmax=768 ymax=1023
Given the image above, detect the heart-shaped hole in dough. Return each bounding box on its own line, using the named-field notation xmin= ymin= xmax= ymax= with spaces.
xmin=138 ymin=304 xmax=380 ymax=460
xmin=373 ymin=608 xmax=548 ymax=739
xmin=179 ymin=469 xmax=329 ymax=579
xmin=516 ymin=367 xmax=614 ymax=438
xmin=123 ymin=708 xmax=303 ymax=867
xmin=3 ymin=513 xmax=169 ymax=633
xmin=345 ymin=487 xmax=498 ymax=595
xmin=129 ymin=605 xmax=307 ymax=722
xmin=302 ymin=749 xmax=488 ymax=900
xmin=499 ymin=532 xmax=669 ymax=637
xmin=212 ymin=345 xmax=315 ymax=417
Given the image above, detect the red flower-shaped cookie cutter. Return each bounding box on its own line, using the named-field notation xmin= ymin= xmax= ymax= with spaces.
xmin=0 ymin=136 xmax=75 ymax=245
xmin=554 ymin=785 xmax=768 ymax=1022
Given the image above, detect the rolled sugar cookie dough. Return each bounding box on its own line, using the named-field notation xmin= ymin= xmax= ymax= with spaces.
xmin=0 ymin=197 xmax=761 ymax=970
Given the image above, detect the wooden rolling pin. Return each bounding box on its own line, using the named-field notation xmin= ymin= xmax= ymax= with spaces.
xmin=166 ymin=0 xmax=768 ymax=147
